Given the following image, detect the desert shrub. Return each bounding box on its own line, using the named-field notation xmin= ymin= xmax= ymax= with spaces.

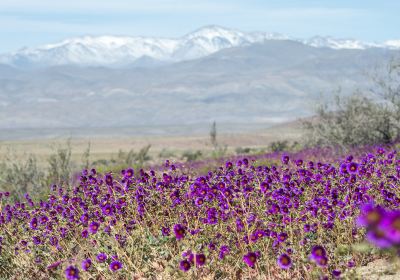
xmin=135 ymin=144 xmax=152 ymax=166
xmin=235 ymin=147 xmax=252 ymax=154
xmin=0 ymin=141 xmax=77 ymax=199
xmin=117 ymin=149 xmax=136 ymax=166
xmin=158 ymin=148 xmax=176 ymax=159
xmin=0 ymin=141 xmax=155 ymax=200
xmin=47 ymin=140 xmax=72 ymax=186
xmin=0 ymin=152 xmax=46 ymax=197
xmin=304 ymin=59 xmax=400 ymax=149
xmin=181 ymin=150 xmax=202 ymax=162
xmin=211 ymin=145 xmax=228 ymax=159
xmin=268 ymin=140 xmax=289 ymax=152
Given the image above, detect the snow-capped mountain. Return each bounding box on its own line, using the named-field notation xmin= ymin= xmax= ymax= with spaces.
xmin=0 ymin=26 xmax=287 ymax=67
xmin=0 ymin=25 xmax=398 ymax=68
xmin=384 ymin=40 xmax=400 ymax=49
xmin=300 ymin=36 xmax=380 ymax=50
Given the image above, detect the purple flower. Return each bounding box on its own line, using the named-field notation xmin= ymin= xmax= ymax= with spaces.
xmin=81 ymin=230 xmax=88 ymax=238
xmin=96 ymin=252 xmax=107 ymax=263
xmin=39 ymin=215 xmax=49 ymax=225
xmin=277 ymin=232 xmax=288 ymax=242
xmin=161 ymin=227 xmax=170 ymax=236
xmin=29 ymin=217 xmax=38 ymax=230
xmin=277 ymin=253 xmax=292 ymax=269
xmin=49 ymin=236 xmax=58 ymax=247
xmin=182 ymin=250 xmax=194 ymax=262
xmin=208 ymin=242 xmax=216 ymax=251
xmin=65 ymin=266 xmax=79 ymax=280
xmin=347 ymin=162 xmax=359 ymax=174
xmin=195 ymin=197 xmax=204 ymax=207
xmin=309 ymin=245 xmax=326 ymax=261
xmin=105 ymin=174 xmax=113 ymax=186
xmin=195 ymin=254 xmax=206 ymax=267
xmin=109 ymin=260 xmax=123 ymax=272
xmin=332 ymin=269 xmax=341 ymax=278
xmin=243 ymin=252 xmax=258 ymax=268
xmin=357 ymin=203 xmax=385 ymax=227
xmin=281 ymin=154 xmax=289 ymax=164
xmin=315 ymin=255 xmax=329 ymax=267
xmin=173 ymin=224 xmax=186 ymax=240
xmin=102 ymin=204 xmax=113 ymax=216
xmin=379 ymin=210 xmax=400 ymax=243
xmin=207 ymin=216 xmax=217 ymax=225
xmin=80 ymin=213 xmax=89 ymax=224
xmin=179 ymin=260 xmax=191 ymax=272
xmin=219 ymin=245 xmax=230 ymax=260
xmin=366 ymin=229 xmax=392 ymax=248
xmin=32 ymin=236 xmax=41 ymax=245
xmin=125 ymin=168 xmax=134 ymax=178
xmin=89 ymin=221 xmax=100 ymax=234
xmin=81 ymin=259 xmax=91 ymax=271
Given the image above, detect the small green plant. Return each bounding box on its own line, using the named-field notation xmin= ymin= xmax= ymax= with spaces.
xmin=235 ymin=147 xmax=252 ymax=155
xmin=47 ymin=139 xmax=72 ymax=186
xmin=81 ymin=141 xmax=91 ymax=170
xmin=181 ymin=150 xmax=202 ymax=162
xmin=93 ymin=145 xmax=152 ymax=172
xmin=159 ymin=149 xmax=176 ymax=159
xmin=268 ymin=140 xmax=289 ymax=152
xmin=136 ymin=144 xmax=152 ymax=167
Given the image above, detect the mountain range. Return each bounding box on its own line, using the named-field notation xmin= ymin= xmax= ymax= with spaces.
xmin=0 ymin=26 xmax=399 ymax=135
xmin=1 ymin=25 xmax=400 ymax=68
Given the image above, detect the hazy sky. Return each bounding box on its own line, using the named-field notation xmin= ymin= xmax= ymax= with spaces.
xmin=0 ymin=0 xmax=399 ymax=53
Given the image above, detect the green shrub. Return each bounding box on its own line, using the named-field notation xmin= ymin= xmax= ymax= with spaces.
xmin=303 ymin=59 xmax=400 ymax=149
xmin=268 ymin=140 xmax=289 ymax=152
xmin=0 ymin=152 xmax=46 ymax=197
xmin=181 ymin=150 xmax=203 ymax=162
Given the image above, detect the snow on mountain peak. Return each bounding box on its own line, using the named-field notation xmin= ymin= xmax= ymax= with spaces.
xmin=384 ymin=40 xmax=400 ymax=49
xmin=183 ymin=25 xmax=244 ymax=39
xmin=301 ymin=36 xmax=378 ymax=50
xmin=1 ymin=26 xmax=399 ymax=68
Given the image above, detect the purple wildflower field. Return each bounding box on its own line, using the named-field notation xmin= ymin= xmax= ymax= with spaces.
xmin=1 ymin=145 xmax=400 ymax=279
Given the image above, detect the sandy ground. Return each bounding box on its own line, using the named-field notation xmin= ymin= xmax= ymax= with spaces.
xmin=357 ymin=259 xmax=400 ymax=280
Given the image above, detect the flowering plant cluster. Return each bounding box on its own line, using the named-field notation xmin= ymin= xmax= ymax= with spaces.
xmin=0 ymin=147 xmax=399 ymax=279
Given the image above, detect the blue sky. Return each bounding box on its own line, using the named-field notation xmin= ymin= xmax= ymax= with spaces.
xmin=0 ymin=0 xmax=399 ymax=53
